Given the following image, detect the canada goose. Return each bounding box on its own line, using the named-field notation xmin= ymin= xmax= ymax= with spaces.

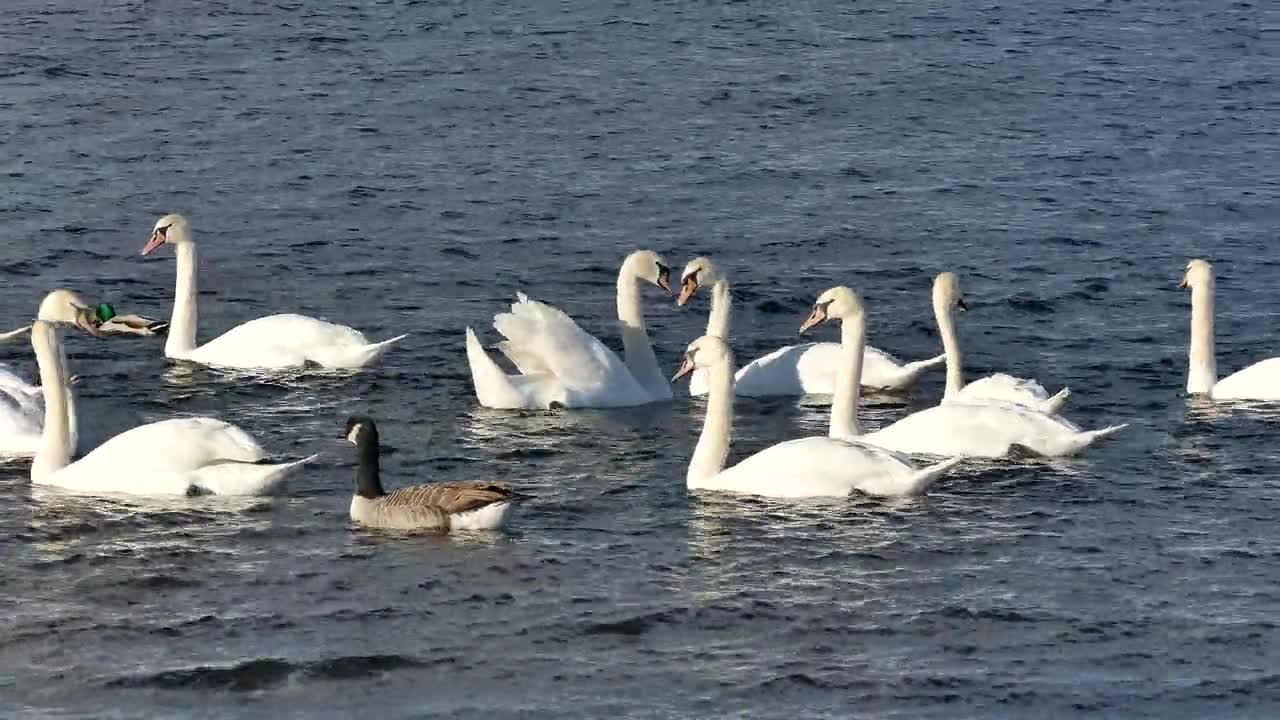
xmin=343 ymin=416 xmax=520 ymax=532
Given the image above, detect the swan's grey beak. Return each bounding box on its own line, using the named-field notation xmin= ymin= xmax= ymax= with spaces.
xmin=799 ymin=304 xmax=828 ymax=334
xmin=677 ymin=276 xmax=698 ymax=306
xmin=956 ymin=299 xmax=968 ymax=312
xmin=671 ymin=356 xmax=696 ymax=382
xmin=1177 ymin=277 xmax=1189 ymax=289
xmin=142 ymin=228 xmax=167 ymax=256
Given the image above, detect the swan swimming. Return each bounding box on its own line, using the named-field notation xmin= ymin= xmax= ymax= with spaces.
xmin=28 ymin=289 xmax=316 ymax=496
xmin=142 ymin=214 xmax=406 ymax=370
xmin=465 ymin=249 xmax=674 ymax=409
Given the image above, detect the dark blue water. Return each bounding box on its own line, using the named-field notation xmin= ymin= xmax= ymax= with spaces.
xmin=1 ymin=0 xmax=1278 ymax=717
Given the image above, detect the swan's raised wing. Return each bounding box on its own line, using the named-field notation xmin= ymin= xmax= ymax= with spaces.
xmin=491 ymin=293 xmax=636 ymax=392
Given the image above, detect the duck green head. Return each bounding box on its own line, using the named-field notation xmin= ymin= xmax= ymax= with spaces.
xmin=95 ymin=303 xmax=117 ymax=323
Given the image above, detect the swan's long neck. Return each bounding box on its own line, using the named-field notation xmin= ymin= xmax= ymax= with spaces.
xmin=688 ymin=351 xmax=734 ymax=486
xmin=58 ymin=341 xmax=78 ymax=452
xmin=355 ymin=434 xmax=384 ymax=499
xmin=936 ymin=297 xmax=964 ymax=398
xmin=705 ymin=279 xmax=731 ymax=339
xmin=1187 ymin=281 xmax=1217 ymax=394
xmin=617 ymin=271 xmax=665 ymax=395
xmin=829 ymin=312 xmax=866 ymax=439
xmin=31 ymin=322 xmax=73 ymax=480
xmin=166 ymin=241 xmax=199 ymax=357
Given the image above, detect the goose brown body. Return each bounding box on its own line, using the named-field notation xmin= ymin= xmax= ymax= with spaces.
xmin=344 ymin=417 xmax=518 ymax=532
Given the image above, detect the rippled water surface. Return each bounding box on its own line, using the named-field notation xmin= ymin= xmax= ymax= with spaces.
xmin=1 ymin=0 xmax=1278 ymax=717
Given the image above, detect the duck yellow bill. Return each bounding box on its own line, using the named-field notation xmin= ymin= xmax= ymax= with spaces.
xmin=671 ymin=357 xmax=696 ymax=382
xmin=799 ymin=305 xmax=827 ymax=334
xmin=141 ymin=229 xmax=166 ymax=256
xmin=677 ymin=277 xmax=698 ymax=306
xmin=74 ymin=308 xmax=104 ymax=338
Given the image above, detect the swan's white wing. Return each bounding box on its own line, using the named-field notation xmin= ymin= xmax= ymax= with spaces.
xmin=1211 ymin=358 xmax=1280 ymax=400
xmin=74 ymin=417 xmax=266 ymax=472
xmin=955 ymin=373 xmax=1050 ymax=405
xmin=733 ymin=343 xmax=830 ymax=396
xmin=491 ymin=294 xmax=639 ymax=394
xmin=732 ymin=343 xmax=931 ymax=396
xmin=182 ymin=314 xmax=403 ymax=369
xmin=695 ymin=436 xmax=926 ymax=498
xmin=861 ymin=402 xmax=1123 ymax=458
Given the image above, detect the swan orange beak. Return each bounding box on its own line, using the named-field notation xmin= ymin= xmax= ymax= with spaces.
xmin=799 ymin=304 xmax=828 ymax=334
xmin=1177 ymin=277 xmax=1189 ymax=289
xmin=677 ymin=276 xmax=698 ymax=306
xmin=671 ymin=356 xmax=696 ymax=382
xmin=656 ymin=267 xmax=672 ymax=294
xmin=142 ymin=228 xmax=167 ymax=256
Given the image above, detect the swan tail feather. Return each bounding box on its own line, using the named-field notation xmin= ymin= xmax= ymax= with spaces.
xmin=1040 ymin=387 xmax=1071 ymax=414
xmin=1065 ymin=423 xmax=1128 ymax=455
xmin=193 ymin=453 xmax=319 ymax=496
xmin=903 ymin=456 xmax=962 ymax=496
xmin=904 ymin=353 xmax=947 ymax=372
xmin=466 ymin=327 xmax=521 ymax=408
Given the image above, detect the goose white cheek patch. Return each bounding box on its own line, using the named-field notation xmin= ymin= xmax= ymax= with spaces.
xmin=346 ymin=427 xmax=362 ymax=444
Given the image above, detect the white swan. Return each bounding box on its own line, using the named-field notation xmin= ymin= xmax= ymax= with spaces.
xmin=465 ymin=249 xmax=674 ymax=409
xmin=29 ymin=289 xmax=316 ymax=496
xmin=344 ymin=417 xmax=519 ymax=531
xmin=1182 ymin=258 xmax=1280 ymax=399
xmin=673 ymin=286 xmax=961 ymax=499
xmin=851 ymin=280 xmax=1127 ymax=457
xmin=677 ymin=257 xmax=945 ymax=396
xmin=142 ymin=214 xmax=406 ymax=370
xmin=931 ymin=272 xmax=1070 ymax=414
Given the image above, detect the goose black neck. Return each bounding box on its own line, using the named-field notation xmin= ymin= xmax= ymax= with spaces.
xmin=355 ymin=429 xmax=384 ymax=499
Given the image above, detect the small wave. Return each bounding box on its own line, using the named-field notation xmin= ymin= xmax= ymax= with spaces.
xmin=106 ymin=653 xmax=439 ymax=691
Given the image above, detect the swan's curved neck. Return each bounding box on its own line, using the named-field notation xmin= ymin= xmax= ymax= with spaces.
xmin=32 ymin=321 xmax=73 ymax=480
xmin=1188 ymin=282 xmax=1217 ymax=393
xmin=688 ymin=351 xmax=734 ymax=486
xmin=617 ymin=270 xmax=665 ymax=395
xmin=705 ymin=279 xmax=731 ymax=339
xmin=355 ymin=435 xmax=384 ymax=499
xmin=166 ymin=242 xmax=199 ymax=357
xmin=829 ymin=312 xmax=865 ymax=439
xmin=936 ymin=298 xmax=964 ymax=398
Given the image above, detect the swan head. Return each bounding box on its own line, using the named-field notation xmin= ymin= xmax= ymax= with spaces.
xmin=1179 ymin=259 xmax=1213 ymax=290
xmin=37 ymin=289 xmax=105 ymax=338
xmin=342 ymin=416 xmax=378 ymax=447
xmin=800 ymin=286 xmax=864 ymax=333
xmin=932 ymin=272 xmax=968 ymax=313
xmin=677 ymin=257 xmax=719 ymax=306
xmin=142 ymin=213 xmax=192 ymax=255
xmin=623 ymin=250 xmax=672 ymax=294
xmin=671 ymin=335 xmax=731 ymax=382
